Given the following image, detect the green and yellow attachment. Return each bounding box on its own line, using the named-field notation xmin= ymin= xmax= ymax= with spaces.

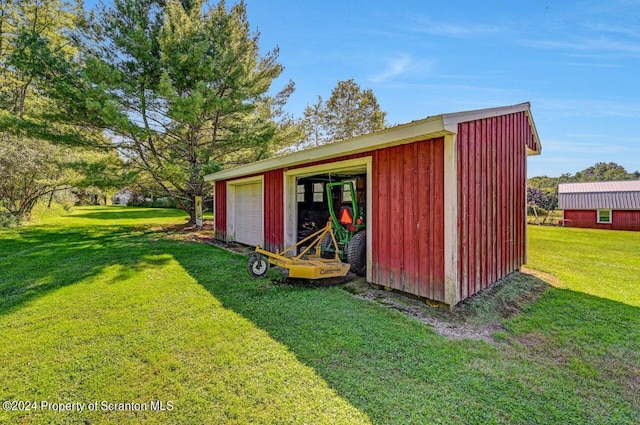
xmin=247 ymin=221 xmax=350 ymax=280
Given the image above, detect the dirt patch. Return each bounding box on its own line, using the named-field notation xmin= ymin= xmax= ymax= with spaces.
xmin=514 ymin=331 xmax=571 ymax=365
xmin=151 ymin=220 xmax=214 ymax=243
xmin=347 ymin=282 xmax=500 ymax=342
xmin=362 ymin=288 xmax=502 ymax=341
xmin=344 ymin=270 xmax=552 ymax=343
xmin=156 ymin=220 xmax=252 ymax=254
xmin=208 ymin=240 xmax=256 ymax=255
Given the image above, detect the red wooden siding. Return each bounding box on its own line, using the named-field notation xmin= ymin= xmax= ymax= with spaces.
xmin=263 ymin=169 xmax=285 ymax=251
xmin=613 ymin=210 xmax=640 ymax=230
xmin=564 ymin=209 xmax=640 ymax=231
xmin=214 ymin=180 xmax=227 ymax=241
xmin=213 ymin=172 xmax=284 ymax=249
xmin=525 ymin=119 xmax=539 ymax=153
xmin=457 ymin=112 xmax=529 ymax=300
xmin=372 ymin=138 xmax=445 ymax=300
xmin=211 ymin=109 xmax=534 ymax=305
xmin=287 ymin=145 xmax=446 ymax=299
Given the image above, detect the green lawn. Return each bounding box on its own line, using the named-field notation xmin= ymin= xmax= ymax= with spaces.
xmin=0 ymin=207 xmax=638 ymax=424
xmin=526 ymin=225 xmax=640 ymax=306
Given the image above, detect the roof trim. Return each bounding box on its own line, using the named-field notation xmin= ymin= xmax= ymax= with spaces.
xmin=559 ymin=180 xmax=640 ymax=193
xmin=205 ymin=102 xmax=540 ymax=182
xmin=441 ymin=102 xmax=532 ymax=131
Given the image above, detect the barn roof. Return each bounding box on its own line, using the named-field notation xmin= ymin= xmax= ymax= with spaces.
xmin=558 ymin=181 xmax=640 ymax=210
xmin=204 ymin=102 xmax=541 ymax=182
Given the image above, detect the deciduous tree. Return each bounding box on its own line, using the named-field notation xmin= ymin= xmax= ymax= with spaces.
xmin=0 ymin=0 xmax=111 ymax=224
xmin=0 ymin=136 xmax=69 ymax=222
xmin=324 ymin=78 xmax=386 ymax=141
xmin=573 ymin=162 xmax=639 ymax=182
xmin=298 ymin=79 xmax=386 ymax=148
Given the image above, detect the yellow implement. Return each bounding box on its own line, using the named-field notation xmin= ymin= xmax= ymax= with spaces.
xmin=247 ymin=221 xmax=350 ymax=279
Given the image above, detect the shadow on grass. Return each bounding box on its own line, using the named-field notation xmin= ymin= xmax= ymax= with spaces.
xmin=0 ymin=224 xmax=173 ymax=316
xmin=2 ymin=212 xmax=638 ymax=424
xmin=172 ymin=248 xmax=640 ymax=424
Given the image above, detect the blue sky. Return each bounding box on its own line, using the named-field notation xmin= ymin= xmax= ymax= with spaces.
xmin=88 ymin=0 xmax=640 ymax=177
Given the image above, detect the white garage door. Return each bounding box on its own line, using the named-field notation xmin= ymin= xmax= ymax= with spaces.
xmin=233 ymin=182 xmax=263 ymax=246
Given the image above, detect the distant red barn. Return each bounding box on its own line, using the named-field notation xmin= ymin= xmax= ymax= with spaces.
xmin=558 ymin=181 xmax=640 ymax=231
xmin=204 ymin=103 xmax=542 ymax=306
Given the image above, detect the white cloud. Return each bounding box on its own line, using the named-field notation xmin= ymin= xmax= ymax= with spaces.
xmin=535 ymin=98 xmax=640 ymax=118
xmin=519 ymin=37 xmax=640 ymax=56
xmin=368 ymin=54 xmax=434 ymax=83
xmin=369 ymin=54 xmax=413 ymax=83
xmin=407 ymin=17 xmax=503 ymax=38
xmin=544 ymin=140 xmax=634 ymax=154
xmin=557 ymin=61 xmax=620 ymax=68
xmin=582 ymin=22 xmax=640 ymax=38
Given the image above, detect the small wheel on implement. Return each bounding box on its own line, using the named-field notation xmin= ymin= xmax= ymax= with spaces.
xmin=247 ymin=253 xmax=270 ymax=278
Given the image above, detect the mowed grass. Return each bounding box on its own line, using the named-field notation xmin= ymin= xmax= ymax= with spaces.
xmin=526 ymin=225 xmax=640 ymax=306
xmin=0 ymin=207 xmax=638 ymax=424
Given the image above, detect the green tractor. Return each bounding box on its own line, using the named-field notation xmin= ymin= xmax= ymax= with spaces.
xmin=320 ymin=181 xmax=367 ymax=276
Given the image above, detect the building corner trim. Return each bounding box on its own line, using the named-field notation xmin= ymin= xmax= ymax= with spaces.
xmin=443 ymin=134 xmax=460 ymax=306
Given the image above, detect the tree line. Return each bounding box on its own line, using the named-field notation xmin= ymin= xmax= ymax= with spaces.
xmin=0 ymin=0 xmax=386 ymax=226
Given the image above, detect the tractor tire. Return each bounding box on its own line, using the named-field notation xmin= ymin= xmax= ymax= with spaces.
xmin=346 ymin=230 xmax=366 ymax=276
xmin=320 ymin=233 xmax=335 ymax=259
xmin=247 ymin=253 xmax=269 ymax=278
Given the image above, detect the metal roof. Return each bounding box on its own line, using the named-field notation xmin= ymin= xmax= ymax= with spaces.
xmin=558 ymin=181 xmax=640 ymax=210
xmin=204 ymin=102 xmax=541 ymax=182
xmin=559 ymin=181 xmax=640 ymax=193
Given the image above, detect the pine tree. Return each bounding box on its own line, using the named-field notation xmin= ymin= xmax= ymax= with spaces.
xmin=89 ymin=0 xmax=292 ymax=222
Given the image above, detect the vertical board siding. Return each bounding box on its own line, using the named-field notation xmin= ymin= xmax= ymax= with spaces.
xmin=373 ymin=147 xmax=391 ymax=287
xmin=457 ymin=112 xmax=529 ymax=300
xmin=613 ymin=210 xmax=640 ymax=230
xmin=214 ymin=180 xmax=227 ymax=241
xmin=458 ymin=123 xmax=469 ymax=300
xmin=372 ymin=138 xmax=445 ymax=301
xmin=564 ymin=209 xmax=640 ymax=231
xmin=212 ymin=108 xmax=535 ymax=303
xmin=402 ymin=143 xmax=418 ymax=294
xmin=263 ymin=169 xmax=285 ymax=252
xmin=525 ymin=116 xmax=540 ymax=153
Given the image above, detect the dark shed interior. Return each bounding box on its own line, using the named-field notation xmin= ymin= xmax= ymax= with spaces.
xmin=296 ymin=173 xmax=366 ymax=241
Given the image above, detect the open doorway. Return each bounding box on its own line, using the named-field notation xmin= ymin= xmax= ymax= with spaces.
xmin=283 ymin=157 xmax=373 ymax=279
xmin=295 ymin=172 xmax=367 ymax=276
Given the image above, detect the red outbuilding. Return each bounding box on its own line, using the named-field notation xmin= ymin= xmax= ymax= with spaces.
xmin=558 ymin=181 xmax=640 ymax=231
xmin=204 ymin=103 xmax=542 ymax=306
